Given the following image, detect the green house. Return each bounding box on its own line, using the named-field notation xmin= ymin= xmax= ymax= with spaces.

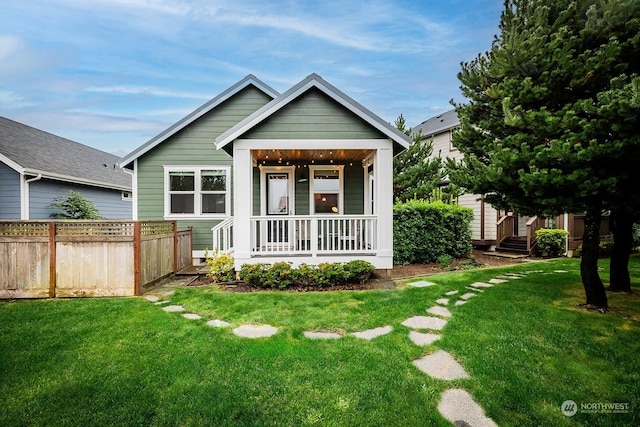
xmin=120 ymin=74 xmax=410 ymax=269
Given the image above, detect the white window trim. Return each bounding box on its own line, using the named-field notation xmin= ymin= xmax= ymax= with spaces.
xmin=163 ymin=166 xmax=231 ymax=219
xmin=121 ymin=191 xmax=133 ymax=201
xmin=309 ymin=165 xmax=344 ymax=215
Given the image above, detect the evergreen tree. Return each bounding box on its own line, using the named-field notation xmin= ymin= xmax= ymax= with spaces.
xmin=449 ymin=0 xmax=640 ymax=309
xmin=393 ymin=114 xmax=444 ymax=202
xmin=50 ymin=190 xmax=102 ymax=219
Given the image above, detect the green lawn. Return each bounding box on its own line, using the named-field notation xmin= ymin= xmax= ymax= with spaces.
xmin=1 ymin=257 xmax=639 ymax=426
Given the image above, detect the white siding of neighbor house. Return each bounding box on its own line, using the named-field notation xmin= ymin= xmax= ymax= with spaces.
xmin=0 ymin=162 xmax=21 ymax=219
xmin=29 ymin=179 xmax=132 ymax=219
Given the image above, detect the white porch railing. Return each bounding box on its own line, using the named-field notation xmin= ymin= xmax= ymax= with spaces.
xmin=250 ymin=215 xmax=377 ymax=256
xmin=211 ymin=218 xmax=234 ymax=253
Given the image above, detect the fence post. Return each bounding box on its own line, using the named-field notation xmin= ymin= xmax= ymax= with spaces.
xmin=133 ymin=222 xmax=141 ymax=296
xmin=49 ymin=221 xmax=56 ymax=298
xmin=173 ymin=221 xmax=178 ymax=273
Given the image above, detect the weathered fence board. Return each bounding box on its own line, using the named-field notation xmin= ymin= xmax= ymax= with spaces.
xmin=0 ymin=238 xmax=50 ymax=298
xmin=0 ymin=221 xmax=192 ymax=299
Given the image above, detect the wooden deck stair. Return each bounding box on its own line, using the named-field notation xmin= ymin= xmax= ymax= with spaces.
xmin=496 ymin=236 xmax=530 ymax=255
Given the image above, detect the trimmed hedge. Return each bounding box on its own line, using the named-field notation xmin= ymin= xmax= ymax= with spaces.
xmin=535 ymin=228 xmax=568 ymax=257
xmin=393 ymin=200 xmax=473 ymax=265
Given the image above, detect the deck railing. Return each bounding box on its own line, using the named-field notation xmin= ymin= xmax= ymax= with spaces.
xmin=250 ymin=215 xmax=377 ymax=256
xmin=211 ymin=218 xmax=234 ymax=253
xmin=496 ymin=214 xmax=515 ymax=244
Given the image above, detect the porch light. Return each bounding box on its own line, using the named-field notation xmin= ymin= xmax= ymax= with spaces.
xmin=331 ymin=206 xmax=338 ymax=213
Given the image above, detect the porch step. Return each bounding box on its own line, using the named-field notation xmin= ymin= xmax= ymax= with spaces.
xmin=496 ymin=237 xmax=529 ymax=254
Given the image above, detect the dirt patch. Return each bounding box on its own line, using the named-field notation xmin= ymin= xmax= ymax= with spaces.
xmin=182 ymin=250 xmax=525 ymax=292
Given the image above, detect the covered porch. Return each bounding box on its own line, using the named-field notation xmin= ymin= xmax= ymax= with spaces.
xmin=213 ymin=143 xmax=394 ymax=269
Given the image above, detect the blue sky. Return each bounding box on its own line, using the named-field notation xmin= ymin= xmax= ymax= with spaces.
xmin=0 ymin=0 xmax=502 ymax=157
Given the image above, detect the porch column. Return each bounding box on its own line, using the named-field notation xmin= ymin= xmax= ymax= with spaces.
xmin=375 ymin=146 xmax=393 ymax=268
xmin=233 ymin=147 xmax=252 ymax=269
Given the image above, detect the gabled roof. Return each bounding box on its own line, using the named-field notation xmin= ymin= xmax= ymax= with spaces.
xmin=119 ymin=74 xmax=279 ymax=168
xmin=0 ymin=116 xmax=131 ymax=190
xmin=413 ymin=109 xmax=460 ymax=137
xmin=215 ymin=73 xmax=412 ymax=152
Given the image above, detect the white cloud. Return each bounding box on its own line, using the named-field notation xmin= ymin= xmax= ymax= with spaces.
xmin=84 ymin=85 xmax=210 ymax=101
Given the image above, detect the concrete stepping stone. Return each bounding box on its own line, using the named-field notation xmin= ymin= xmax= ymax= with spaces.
xmin=401 ymin=316 xmax=448 ymax=331
xmin=162 ymin=305 xmax=185 ymax=312
xmin=488 ymin=278 xmax=508 ymax=284
xmin=304 ymin=331 xmax=342 ymax=340
xmin=470 ymin=282 xmax=493 ymax=288
xmin=466 ymin=287 xmax=483 ymax=292
xmin=438 ymin=389 xmax=498 ymax=427
xmin=352 ymin=325 xmax=393 ymax=340
xmin=460 ymin=293 xmax=477 ymax=300
xmin=413 ymin=349 xmax=469 ymax=380
xmin=436 ymin=298 xmax=449 ymax=305
xmin=233 ymin=324 xmax=278 ymax=338
xmin=183 ymin=313 xmax=202 ymax=320
xmin=207 ymin=319 xmax=231 ymax=328
xmin=503 ymin=273 xmax=523 ymax=278
xmin=426 ymin=306 xmax=452 ymax=318
xmin=554 ymin=270 xmax=568 ymax=273
xmin=454 ymin=300 xmax=467 ymax=306
xmin=407 ymin=280 xmax=437 ymax=288
xmin=155 ymin=301 xmax=170 ymax=305
xmin=409 ymin=331 xmax=441 ymax=346
xmin=444 ymin=290 xmax=458 ymax=296
xmin=144 ymin=295 xmax=160 ymax=302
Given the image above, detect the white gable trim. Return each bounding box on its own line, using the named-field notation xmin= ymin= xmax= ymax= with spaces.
xmin=0 ymin=153 xmax=24 ymax=174
xmin=215 ymin=73 xmax=412 ymax=150
xmin=118 ymin=75 xmax=279 ymax=168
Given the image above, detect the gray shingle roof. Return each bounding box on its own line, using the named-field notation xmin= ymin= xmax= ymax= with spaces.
xmin=0 ymin=116 xmax=131 ymax=190
xmin=412 ymin=109 xmax=460 ymax=137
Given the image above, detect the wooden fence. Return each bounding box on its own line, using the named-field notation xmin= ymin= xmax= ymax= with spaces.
xmin=0 ymin=220 xmax=192 ymax=299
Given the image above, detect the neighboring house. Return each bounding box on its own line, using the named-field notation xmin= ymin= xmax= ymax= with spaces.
xmin=120 ymin=73 xmax=411 ymax=269
xmin=413 ymin=109 xmax=609 ymax=253
xmin=0 ymin=116 xmax=132 ymax=220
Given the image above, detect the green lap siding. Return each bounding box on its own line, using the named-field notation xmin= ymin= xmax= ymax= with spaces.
xmin=136 ymin=86 xmax=272 ymax=251
xmin=244 ymin=88 xmax=385 ymax=140
xmin=343 ymin=165 xmax=364 ymax=214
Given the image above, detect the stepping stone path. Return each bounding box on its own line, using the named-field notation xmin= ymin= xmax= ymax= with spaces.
xmin=409 ymin=331 xmax=441 ymax=346
xmin=413 ymin=349 xmax=469 ymax=380
xmin=162 ymin=305 xmax=185 ymax=312
xmin=207 ymin=319 xmax=230 ymax=328
xmin=352 ymin=325 xmax=393 ymax=340
xmin=233 ymin=324 xmax=278 ymax=338
xmin=183 ymin=313 xmax=202 ymax=320
xmin=145 ymin=267 xmax=576 ymax=425
xmin=304 ymin=331 xmax=342 ymax=340
xmin=438 ymin=389 xmax=498 ymax=427
xmin=470 ymin=282 xmax=493 ymax=289
xmin=402 ymin=315 xmax=448 ymax=330
xmin=407 ymin=280 xmax=438 ymax=288
xmin=426 ymin=306 xmax=452 ymax=318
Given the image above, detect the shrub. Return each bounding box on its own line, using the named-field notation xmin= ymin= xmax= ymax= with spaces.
xmin=50 ymin=190 xmax=101 ymax=219
xmin=238 ymin=263 xmax=270 ymax=287
xmin=344 ymin=260 xmax=375 ymax=284
xmin=240 ymin=260 xmax=376 ymax=289
xmin=204 ymin=249 xmax=235 ymax=282
xmin=535 ymin=228 xmax=568 ymax=257
xmin=393 ymin=200 xmax=472 ymax=265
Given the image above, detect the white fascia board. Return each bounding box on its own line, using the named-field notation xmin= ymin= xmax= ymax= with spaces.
xmin=23 ymin=168 xmax=132 ymax=192
xmin=0 ymin=153 xmax=25 ymax=174
xmin=119 ymin=75 xmax=279 ymax=168
xmin=233 ymin=139 xmax=392 ymax=150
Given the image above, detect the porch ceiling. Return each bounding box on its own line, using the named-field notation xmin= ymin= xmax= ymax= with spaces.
xmin=253 ymin=149 xmax=373 ymax=165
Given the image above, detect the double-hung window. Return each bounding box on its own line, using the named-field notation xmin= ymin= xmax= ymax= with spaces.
xmin=165 ymin=166 xmax=230 ymax=218
xmin=310 ymin=166 xmax=343 ymax=214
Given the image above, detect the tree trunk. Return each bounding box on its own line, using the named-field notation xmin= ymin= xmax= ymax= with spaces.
xmin=609 ymin=209 xmax=633 ymax=292
xmin=579 ymin=206 xmax=608 ymax=309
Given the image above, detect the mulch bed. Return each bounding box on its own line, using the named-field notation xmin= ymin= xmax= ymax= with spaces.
xmin=187 ymin=250 xmax=526 ymax=293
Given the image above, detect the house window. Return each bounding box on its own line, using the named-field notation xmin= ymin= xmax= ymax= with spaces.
xmin=164 ymin=167 xmax=230 ymax=217
xmin=448 ymin=127 xmax=460 ymax=152
xmin=311 ymin=167 xmax=343 ymax=214
xmin=121 ymin=191 xmax=132 ymax=201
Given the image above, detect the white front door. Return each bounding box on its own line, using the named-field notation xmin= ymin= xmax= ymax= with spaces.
xmin=261 ymin=167 xmax=295 ymax=248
